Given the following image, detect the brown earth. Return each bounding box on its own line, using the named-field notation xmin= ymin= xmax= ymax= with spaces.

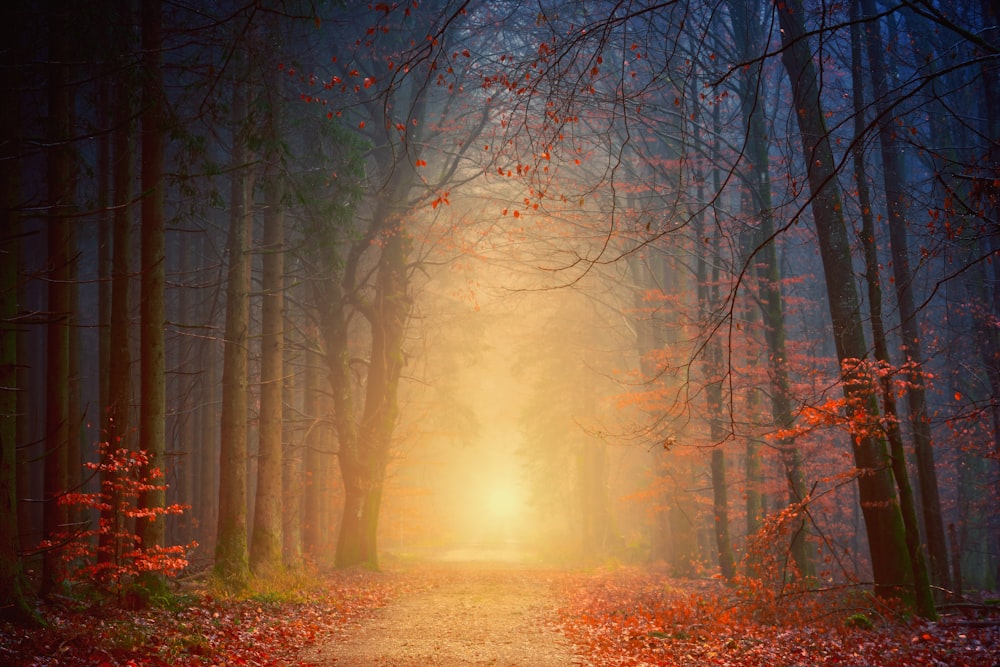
xmin=302 ymin=555 xmax=582 ymax=666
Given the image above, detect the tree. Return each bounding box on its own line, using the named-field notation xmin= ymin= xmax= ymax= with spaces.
xmin=0 ymin=1 xmax=33 ymax=621
xmin=136 ymin=0 xmax=167 ymax=581
xmin=858 ymin=0 xmax=949 ymax=594
xmin=691 ymin=95 xmax=736 ymax=580
xmin=100 ymin=0 xmax=135 ymax=569
xmin=774 ymin=0 xmax=915 ymax=603
xmin=215 ymin=62 xmax=253 ymax=591
xmin=42 ymin=0 xmax=78 ymax=596
xmin=847 ymin=0 xmax=935 ymax=617
xmin=727 ymin=0 xmax=813 ymax=580
xmin=250 ymin=23 xmax=287 ymax=573
xmin=295 ymin=1 xmax=492 ymax=568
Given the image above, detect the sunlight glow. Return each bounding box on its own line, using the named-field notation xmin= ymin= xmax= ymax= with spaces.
xmin=483 ymin=480 xmax=525 ymax=523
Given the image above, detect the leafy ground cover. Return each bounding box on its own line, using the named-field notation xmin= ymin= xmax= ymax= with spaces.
xmin=3 ymin=563 xmax=998 ymax=666
xmin=0 ymin=567 xmax=400 ymax=666
xmin=556 ymin=566 xmax=1000 ymax=666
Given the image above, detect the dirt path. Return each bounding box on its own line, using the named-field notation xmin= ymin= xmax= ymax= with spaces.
xmin=303 ymin=561 xmax=581 ymax=666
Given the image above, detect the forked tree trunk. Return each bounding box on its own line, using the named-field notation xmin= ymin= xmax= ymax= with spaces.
xmin=328 ymin=215 xmax=410 ymax=570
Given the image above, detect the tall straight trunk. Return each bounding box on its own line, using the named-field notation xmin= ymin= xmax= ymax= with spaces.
xmin=198 ymin=315 xmax=219 ymax=552
xmin=302 ymin=347 xmax=325 ymax=561
xmin=137 ymin=0 xmax=166 ymax=561
xmin=66 ymin=224 xmax=80 ymax=526
xmin=281 ymin=347 xmax=302 ymax=568
xmin=728 ymin=0 xmax=813 ymax=579
xmin=42 ymin=0 xmax=76 ymax=595
xmin=250 ymin=87 xmax=285 ymax=573
xmin=859 ymin=0 xmax=949 ymax=596
xmin=775 ymin=0 xmax=913 ymax=601
xmin=627 ymin=250 xmax=672 ymax=561
xmin=849 ymin=0 xmax=936 ymax=619
xmin=172 ymin=232 xmax=196 ymax=546
xmin=0 ymin=3 xmax=32 ymax=618
xmin=100 ymin=0 xmax=134 ymax=565
xmin=976 ymin=0 xmax=1000 ymax=586
xmin=214 ymin=72 xmax=252 ymax=591
xmin=696 ymin=97 xmax=736 ymax=581
xmin=97 ymin=80 xmax=111 ymax=430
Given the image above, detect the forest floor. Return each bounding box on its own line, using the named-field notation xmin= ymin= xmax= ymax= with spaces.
xmin=2 ymin=549 xmax=999 ymax=666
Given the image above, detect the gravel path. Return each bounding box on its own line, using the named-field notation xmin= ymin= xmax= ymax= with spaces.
xmin=304 ymin=562 xmax=581 ymax=666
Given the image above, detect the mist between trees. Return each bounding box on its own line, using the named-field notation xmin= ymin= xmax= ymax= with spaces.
xmin=1 ymin=0 xmax=997 ymax=622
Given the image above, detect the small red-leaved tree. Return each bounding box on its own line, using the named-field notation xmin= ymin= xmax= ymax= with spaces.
xmin=40 ymin=440 xmax=196 ymax=603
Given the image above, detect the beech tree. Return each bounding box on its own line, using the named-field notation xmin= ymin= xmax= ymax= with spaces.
xmin=136 ymin=0 xmax=168 ymax=580
xmin=250 ymin=13 xmax=287 ymax=576
xmin=41 ymin=0 xmax=77 ymax=596
xmin=726 ymin=0 xmax=813 ymax=580
xmin=99 ymin=0 xmax=135 ymax=569
xmin=215 ymin=62 xmax=254 ymax=591
xmin=288 ymin=0 xmax=494 ymax=569
xmin=857 ymin=0 xmax=949 ymax=594
xmin=774 ymin=0 xmax=928 ymax=608
xmin=0 ymin=1 xmax=31 ymax=620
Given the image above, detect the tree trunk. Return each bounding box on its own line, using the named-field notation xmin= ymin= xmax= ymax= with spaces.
xmin=329 ymin=216 xmax=410 ymax=570
xmin=0 ymin=4 xmax=33 ymax=618
xmin=137 ymin=0 xmax=167 ymax=570
xmin=250 ymin=84 xmax=285 ymax=573
xmin=775 ymin=0 xmax=912 ymax=601
xmin=858 ymin=0 xmax=949 ymax=598
xmin=99 ymin=0 xmax=134 ymax=567
xmin=215 ymin=72 xmax=253 ymax=591
xmin=727 ymin=0 xmax=813 ymax=579
xmin=42 ymin=0 xmax=76 ymax=595
xmin=198 ymin=312 xmax=219 ymax=552
xmin=302 ymin=347 xmax=324 ymax=561
xmin=685 ymin=69 xmax=737 ymax=581
xmin=849 ymin=0 xmax=936 ymax=619
xmin=281 ymin=347 xmax=302 ymax=569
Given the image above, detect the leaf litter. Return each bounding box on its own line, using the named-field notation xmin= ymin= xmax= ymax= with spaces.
xmin=3 ymin=563 xmax=997 ymax=666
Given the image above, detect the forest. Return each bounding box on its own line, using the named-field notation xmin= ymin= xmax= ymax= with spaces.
xmin=1 ymin=0 xmax=998 ymax=664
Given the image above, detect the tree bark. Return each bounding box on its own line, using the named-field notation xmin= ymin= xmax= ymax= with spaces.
xmin=42 ymin=0 xmax=76 ymax=595
xmin=698 ymin=95 xmax=736 ymax=581
xmin=858 ymin=0 xmax=949 ymax=598
xmin=137 ymin=0 xmax=167 ymax=569
xmin=281 ymin=346 xmax=302 ymax=569
xmin=849 ymin=0 xmax=936 ymax=619
xmin=215 ymin=72 xmax=252 ymax=591
xmin=0 ymin=2 xmax=33 ymax=619
xmin=302 ymin=346 xmax=324 ymax=562
xmin=250 ymin=75 xmax=286 ymax=573
xmin=728 ymin=0 xmax=813 ymax=579
xmin=775 ymin=0 xmax=913 ymax=600
xmin=100 ymin=0 xmax=134 ymax=567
